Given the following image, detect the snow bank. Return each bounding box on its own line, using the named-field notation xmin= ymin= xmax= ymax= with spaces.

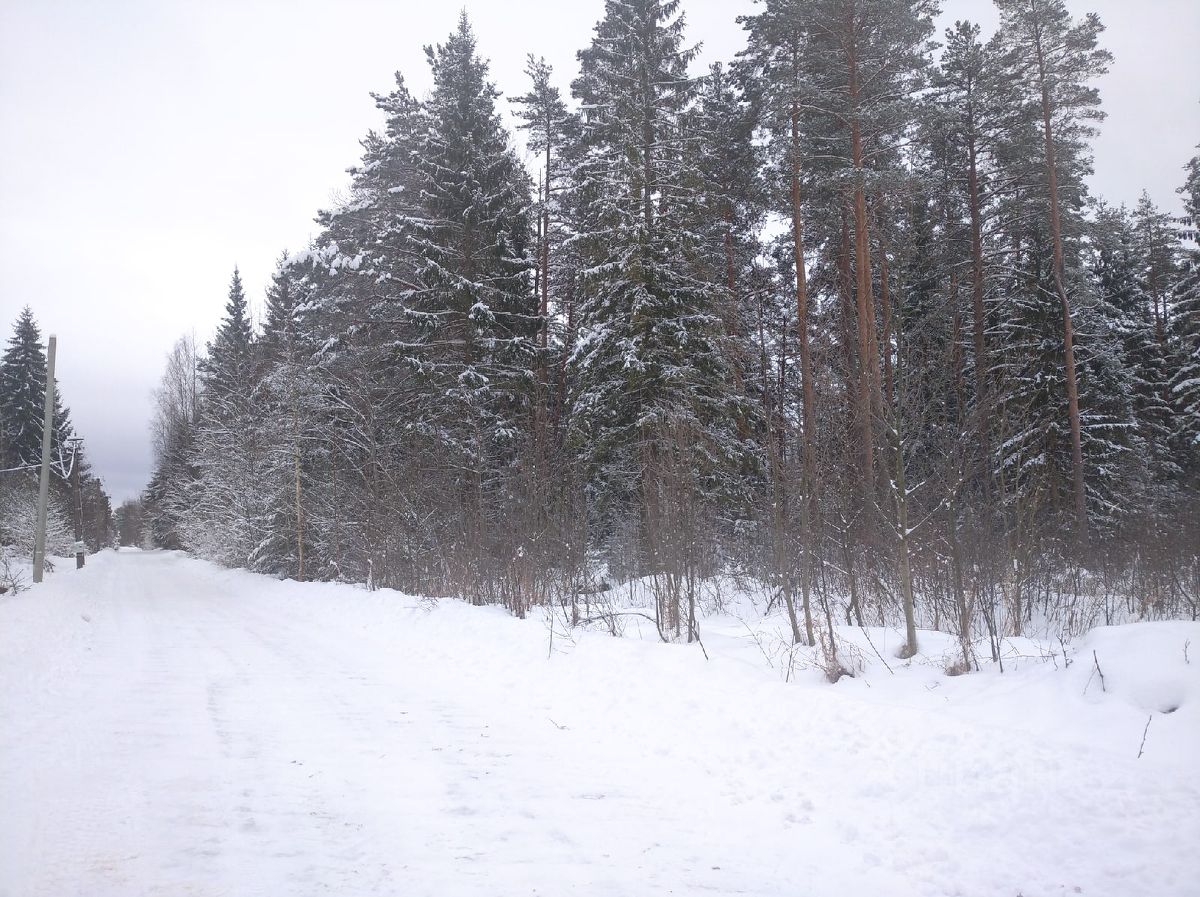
xmin=1 ymin=551 xmax=1197 ymax=897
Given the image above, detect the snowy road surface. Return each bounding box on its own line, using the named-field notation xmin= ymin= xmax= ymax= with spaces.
xmin=2 ymin=551 xmax=1197 ymax=896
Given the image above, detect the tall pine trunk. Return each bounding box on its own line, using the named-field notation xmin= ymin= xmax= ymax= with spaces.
xmin=848 ymin=24 xmax=881 ymax=508
xmin=790 ymin=101 xmax=817 ymax=647
xmin=966 ymin=117 xmax=992 ymax=483
xmin=1034 ymin=31 xmax=1088 ymax=543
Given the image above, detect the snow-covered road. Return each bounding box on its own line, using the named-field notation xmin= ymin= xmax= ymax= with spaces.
xmin=2 ymin=550 xmax=1197 ymax=896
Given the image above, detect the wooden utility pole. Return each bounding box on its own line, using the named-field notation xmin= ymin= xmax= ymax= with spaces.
xmin=32 ymin=335 xmax=57 ymax=583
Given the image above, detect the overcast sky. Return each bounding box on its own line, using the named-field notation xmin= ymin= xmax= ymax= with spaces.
xmin=1 ymin=0 xmax=1197 ymax=503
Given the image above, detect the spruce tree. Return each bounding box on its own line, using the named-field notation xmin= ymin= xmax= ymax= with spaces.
xmin=201 ymin=268 xmax=256 ymax=403
xmin=182 ymin=269 xmax=267 ymax=565
xmin=1133 ymin=192 xmax=1179 ymax=343
xmin=252 ymin=255 xmax=321 ymax=578
xmin=290 ymin=75 xmax=428 ymax=586
xmin=512 ymin=55 xmax=570 ymax=372
xmin=566 ymin=0 xmax=746 ymax=637
xmin=0 ymin=307 xmax=73 ymax=471
xmin=1108 ymin=201 xmax=1177 ymax=465
xmin=411 ymin=14 xmax=537 ymax=599
xmin=1080 ymin=203 xmax=1154 ymax=526
xmin=1170 ymin=259 xmax=1200 ymax=458
xmin=411 ymin=13 xmax=536 ymax=437
xmin=690 ymin=62 xmax=764 ymax=440
xmin=1169 ymin=147 xmax=1200 ymax=467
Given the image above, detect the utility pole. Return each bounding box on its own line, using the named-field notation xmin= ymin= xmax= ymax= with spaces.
xmin=32 ymin=335 xmax=57 ymax=584
xmin=67 ymin=436 xmax=85 ymax=569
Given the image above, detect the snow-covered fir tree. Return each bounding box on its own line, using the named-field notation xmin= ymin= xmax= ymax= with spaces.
xmin=249 ymin=255 xmax=322 ymax=578
xmin=1167 ymin=147 xmax=1200 ymax=464
xmin=178 ymin=269 xmax=269 ymax=566
xmin=0 ymin=307 xmax=74 ymax=471
xmin=566 ymin=1 xmax=750 ymax=626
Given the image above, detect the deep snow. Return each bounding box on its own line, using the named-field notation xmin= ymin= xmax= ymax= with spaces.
xmin=1 ymin=550 xmax=1196 ymax=896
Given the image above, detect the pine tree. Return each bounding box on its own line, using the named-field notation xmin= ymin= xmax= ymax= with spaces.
xmin=739 ymin=0 xmax=832 ymax=647
xmin=1133 ymin=192 xmax=1179 ymax=343
xmin=994 ymin=0 xmax=1112 ymax=542
xmin=512 ymin=55 xmax=570 ymax=380
xmin=512 ymin=55 xmax=585 ymax=602
xmin=792 ymin=0 xmax=938 ymax=503
xmin=931 ymin=20 xmax=1015 ymax=483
